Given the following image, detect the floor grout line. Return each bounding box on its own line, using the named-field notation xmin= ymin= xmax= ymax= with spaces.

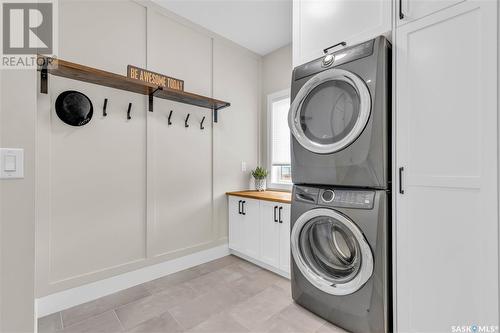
xmin=112 ymin=309 xmax=125 ymax=332
xmin=166 ymin=308 xmax=186 ymax=332
xmin=58 ymin=312 xmax=63 ymax=329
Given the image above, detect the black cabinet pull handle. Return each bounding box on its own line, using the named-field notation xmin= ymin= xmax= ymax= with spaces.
xmin=238 ymin=200 xmax=242 ymax=214
xmin=399 ymin=167 xmax=405 ymax=194
xmin=323 ymin=41 xmax=346 ymax=54
xmin=399 ymin=0 xmax=404 ymax=19
xmin=242 ymin=201 xmax=246 ymax=215
xmin=274 ymin=206 xmax=278 ymax=222
xmin=279 ymin=207 xmax=283 ymax=223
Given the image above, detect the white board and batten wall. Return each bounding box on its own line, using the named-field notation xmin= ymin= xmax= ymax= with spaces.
xmin=293 ymin=0 xmax=499 ymax=331
xmin=35 ymin=0 xmax=260 ymax=314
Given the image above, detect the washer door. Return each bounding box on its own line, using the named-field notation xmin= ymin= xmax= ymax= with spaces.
xmin=291 ymin=208 xmax=373 ymax=295
xmin=288 ymin=69 xmax=371 ymax=154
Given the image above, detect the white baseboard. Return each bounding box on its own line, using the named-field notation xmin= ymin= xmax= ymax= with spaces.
xmin=229 ymin=249 xmax=291 ymax=279
xmin=36 ymin=244 xmax=230 ymax=318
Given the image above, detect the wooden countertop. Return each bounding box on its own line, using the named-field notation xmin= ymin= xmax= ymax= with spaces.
xmin=226 ymin=190 xmax=291 ymax=204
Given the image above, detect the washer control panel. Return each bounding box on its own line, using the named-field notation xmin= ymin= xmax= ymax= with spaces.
xmin=318 ymin=189 xmax=375 ymax=209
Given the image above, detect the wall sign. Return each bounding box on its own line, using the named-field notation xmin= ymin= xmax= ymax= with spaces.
xmin=127 ymin=65 xmax=184 ymax=91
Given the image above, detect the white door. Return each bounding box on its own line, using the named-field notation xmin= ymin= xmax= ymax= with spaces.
xmin=260 ymin=201 xmax=280 ymax=267
xmin=395 ymin=1 xmax=498 ymax=332
xmin=241 ymin=199 xmax=260 ymax=258
xmin=397 ymin=0 xmax=465 ymax=26
xmin=228 ymin=196 xmax=244 ymax=252
xmin=293 ymin=0 xmax=391 ymax=66
xmin=278 ymin=204 xmax=291 ymax=273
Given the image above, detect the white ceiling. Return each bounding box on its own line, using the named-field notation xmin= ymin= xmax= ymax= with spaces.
xmin=153 ymin=0 xmax=292 ymax=56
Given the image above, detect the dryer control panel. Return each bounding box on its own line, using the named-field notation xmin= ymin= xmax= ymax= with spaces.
xmin=319 ymin=189 xmax=375 ymax=210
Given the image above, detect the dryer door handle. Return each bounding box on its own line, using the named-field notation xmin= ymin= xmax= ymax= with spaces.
xmin=323 ymin=41 xmax=346 ymax=54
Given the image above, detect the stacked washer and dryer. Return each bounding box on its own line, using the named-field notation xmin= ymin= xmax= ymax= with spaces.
xmin=288 ymin=36 xmax=391 ymax=333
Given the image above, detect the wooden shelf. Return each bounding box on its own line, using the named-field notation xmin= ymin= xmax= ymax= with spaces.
xmin=226 ymin=190 xmax=292 ymax=204
xmin=37 ymin=56 xmax=230 ymax=120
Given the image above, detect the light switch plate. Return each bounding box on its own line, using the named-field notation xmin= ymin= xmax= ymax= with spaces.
xmin=0 ymin=148 xmax=24 ymax=179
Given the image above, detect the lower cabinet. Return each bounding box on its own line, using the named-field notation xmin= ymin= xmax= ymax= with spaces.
xmin=228 ymin=195 xmax=291 ymax=277
xmin=228 ymin=196 xmax=260 ymax=258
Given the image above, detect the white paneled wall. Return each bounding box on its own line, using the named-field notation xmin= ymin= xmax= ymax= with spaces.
xmin=213 ymin=38 xmax=261 ymax=240
xmin=1 ymin=69 xmax=37 ymax=332
xmin=35 ymin=0 xmax=261 ymax=297
xmin=146 ymin=9 xmax=214 ymax=257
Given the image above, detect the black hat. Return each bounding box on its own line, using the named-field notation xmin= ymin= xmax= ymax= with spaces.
xmin=55 ymin=91 xmax=93 ymax=126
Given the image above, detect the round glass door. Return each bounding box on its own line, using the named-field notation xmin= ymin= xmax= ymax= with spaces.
xmin=291 ymin=208 xmax=373 ymax=295
xmin=288 ymin=69 xmax=371 ymax=154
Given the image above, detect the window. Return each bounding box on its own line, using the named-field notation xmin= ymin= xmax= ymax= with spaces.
xmin=267 ymin=89 xmax=292 ymax=189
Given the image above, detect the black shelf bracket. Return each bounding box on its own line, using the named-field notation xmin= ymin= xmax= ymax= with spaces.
xmin=213 ymin=108 xmax=218 ymax=123
xmin=40 ymin=65 xmax=48 ymax=94
xmin=185 ymin=113 xmax=190 ymax=127
xmin=149 ymin=88 xmax=160 ymax=112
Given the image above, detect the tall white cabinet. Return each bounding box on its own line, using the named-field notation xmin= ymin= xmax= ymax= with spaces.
xmin=395 ymin=1 xmax=498 ymax=331
xmin=293 ymin=0 xmax=392 ymax=66
xmin=397 ymin=0 xmax=465 ymax=25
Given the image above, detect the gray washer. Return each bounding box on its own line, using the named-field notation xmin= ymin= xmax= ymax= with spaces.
xmin=289 ymin=36 xmax=391 ymax=189
xmin=290 ymin=185 xmax=391 ymax=333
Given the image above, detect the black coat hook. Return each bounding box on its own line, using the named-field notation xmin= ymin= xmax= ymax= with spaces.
xmin=185 ymin=113 xmax=190 ymax=128
xmin=103 ymin=98 xmax=108 ymax=117
xmin=127 ymin=103 xmax=132 ymax=120
xmin=168 ymin=110 xmax=173 ymax=125
xmin=200 ymin=116 xmax=206 ymax=130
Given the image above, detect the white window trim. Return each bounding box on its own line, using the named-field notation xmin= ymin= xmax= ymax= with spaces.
xmin=267 ymin=89 xmax=292 ymax=191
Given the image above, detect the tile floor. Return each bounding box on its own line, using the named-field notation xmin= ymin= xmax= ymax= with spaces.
xmin=38 ymin=255 xmax=347 ymax=333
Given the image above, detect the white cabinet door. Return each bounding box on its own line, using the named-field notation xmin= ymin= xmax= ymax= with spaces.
xmin=293 ymin=0 xmax=391 ymax=66
xmin=395 ymin=2 xmax=498 ymax=332
xmin=228 ymin=196 xmax=244 ymax=252
xmin=278 ymin=204 xmax=291 ymax=273
xmin=241 ymin=198 xmax=260 ymax=259
xmin=397 ymin=0 xmax=465 ymax=26
xmin=260 ymin=201 xmax=280 ymax=268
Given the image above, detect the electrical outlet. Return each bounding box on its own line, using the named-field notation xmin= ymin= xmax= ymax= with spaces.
xmin=241 ymin=161 xmax=247 ymax=172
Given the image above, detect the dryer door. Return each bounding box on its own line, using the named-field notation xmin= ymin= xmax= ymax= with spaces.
xmin=291 ymin=208 xmax=373 ymax=295
xmin=288 ymin=69 xmax=371 ymax=154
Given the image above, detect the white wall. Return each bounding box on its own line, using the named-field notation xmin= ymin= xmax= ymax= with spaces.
xmin=35 ymin=0 xmax=261 ymax=297
xmin=0 ymin=69 xmax=37 ymax=332
xmin=260 ymin=44 xmax=292 ymax=170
